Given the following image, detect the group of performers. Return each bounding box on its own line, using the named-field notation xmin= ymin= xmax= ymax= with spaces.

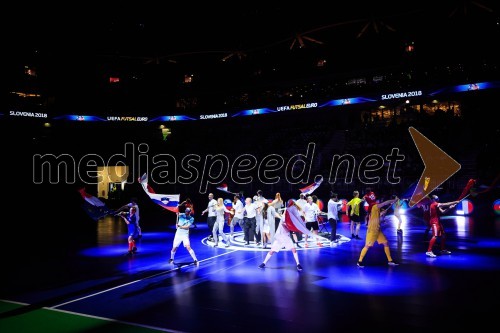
xmin=115 ymin=187 xmax=462 ymax=270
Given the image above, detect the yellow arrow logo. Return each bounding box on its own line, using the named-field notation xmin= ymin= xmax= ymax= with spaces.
xmin=408 ymin=127 xmax=461 ymax=207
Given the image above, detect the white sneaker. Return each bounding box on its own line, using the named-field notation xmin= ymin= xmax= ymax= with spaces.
xmin=426 ymin=251 xmax=436 ymax=258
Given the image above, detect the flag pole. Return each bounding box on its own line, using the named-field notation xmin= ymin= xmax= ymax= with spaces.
xmin=176 ymin=197 xmax=181 ymax=226
xmin=458 ymin=193 xmax=471 ymax=203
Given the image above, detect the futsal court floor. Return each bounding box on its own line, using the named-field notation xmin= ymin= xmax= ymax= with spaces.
xmin=1 ymin=211 xmax=499 ymax=333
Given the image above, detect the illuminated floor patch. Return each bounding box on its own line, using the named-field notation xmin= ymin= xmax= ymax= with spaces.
xmin=201 ymin=232 xmax=351 ymax=251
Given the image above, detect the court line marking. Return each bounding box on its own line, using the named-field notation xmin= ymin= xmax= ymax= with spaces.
xmin=0 ymin=298 xmax=188 ymax=333
xmin=50 ymin=250 xmax=237 ymax=309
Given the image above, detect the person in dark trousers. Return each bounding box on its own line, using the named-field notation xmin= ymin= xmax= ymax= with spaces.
xmin=327 ymin=192 xmax=343 ymax=245
xmin=201 ymin=193 xmax=217 ymax=241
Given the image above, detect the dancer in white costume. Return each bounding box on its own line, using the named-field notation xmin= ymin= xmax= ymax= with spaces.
xmin=169 ymin=208 xmax=198 ymax=264
xmin=213 ymin=198 xmax=232 ymax=247
xmin=258 ymin=201 xmax=303 ymax=271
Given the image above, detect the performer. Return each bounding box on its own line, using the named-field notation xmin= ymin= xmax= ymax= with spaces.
xmin=357 ymin=199 xmax=399 ymax=267
xmin=303 ymin=195 xmax=323 ymax=247
xmin=243 ymin=197 xmax=259 ymax=245
xmin=169 ymin=208 xmax=198 ymax=265
xmin=229 ymin=194 xmax=245 ymax=237
xmin=116 ymin=197 xmax=142 ymax=238
xmin=270 ymin=192 xmax=284 ymax=233
xmin=392 ymin=195 xmax=407 ymax=233
xmin=426 ymin=195 xmax=459 ymax=258
xmin=363 ymin=187 xmax=377 ymax=225
xmin=266 ymin=198 xmax=282 ymax=244
xmin=327 ymin=192 xmax=343 ymax=245
xmin=258 ymin=201 xmax=303 ymax=271
xmin=289 ymin=193 xmax=307 ymax=247
xmin=262 ymin=202 xmax=282 ymax=248
xmin=418 ymin=196 xmax=432 ymax=240
xmin=117 ymin=207 xmax=140 ymax=256
xmin=213 ymin=198 xmax=232 ymax=247
xmin=254 ymin=190 xmax=267 ymax=245
xmin=347 ymin=191 xmax=363 ymax=240
xmin=296 ymin=193 xmax=307 ymax=208
xmin=178 ymin=198 xmax=195 ymax=228
xmin=201 ymin=193 xmax=217 ymax=242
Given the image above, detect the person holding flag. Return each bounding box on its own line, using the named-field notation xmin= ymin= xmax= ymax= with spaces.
xmin=426 ymin=195 xmax=459 ymax=258
xmin=258 ymin=200 xmax=303 ymax=271
xmin=117 ymin=207 xmax=140 ymax=256
xmin=357 ymin=198 xmax=400 ymax=267
xmin=169 ymin=208 xmax=198 ymax=265
xmin=289 ymin=193 xmax=307 ymax=247
xmin=116 ymin=197 xmax=142 ymax=239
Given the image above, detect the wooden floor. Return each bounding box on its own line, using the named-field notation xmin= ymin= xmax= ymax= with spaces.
xmin=2 ymin=209 xmax=499 ymax=332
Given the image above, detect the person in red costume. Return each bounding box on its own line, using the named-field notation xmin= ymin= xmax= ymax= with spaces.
xmin=363 ymin=187 xmax=377 ymax=225
xmin=425 ymin=195 xmax=459 ymax=258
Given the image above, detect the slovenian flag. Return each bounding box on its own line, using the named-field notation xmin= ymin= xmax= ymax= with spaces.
xmin=139 ymin=173 xmax=179 ymax=213
xmin=223 ymin=198 xmax=233 ymax=210
xmin=299 ymin=177 xmax=323 ymax=195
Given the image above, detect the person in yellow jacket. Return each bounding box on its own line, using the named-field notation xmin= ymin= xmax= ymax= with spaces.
xmin=347 ymin=191 xmax=363 ymax=239
xmin=357 ymin=198 xmax=399 ymax=267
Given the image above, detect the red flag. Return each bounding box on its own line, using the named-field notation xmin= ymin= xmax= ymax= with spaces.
xmin=457 ymin=179 xmax=476 ymax=201
xmin=299 ymin=177 xmax=323 ymax=195
xmin=283 ymin=200 xmax=328 ymax=241
xmin=284 ymin=204 xmax=302 ymax=233
xmin=216 ymin=183 xmax=237 ymax=195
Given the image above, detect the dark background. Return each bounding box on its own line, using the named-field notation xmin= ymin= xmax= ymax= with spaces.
xmin=2 ymin=2 xmax=499 ymax=272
